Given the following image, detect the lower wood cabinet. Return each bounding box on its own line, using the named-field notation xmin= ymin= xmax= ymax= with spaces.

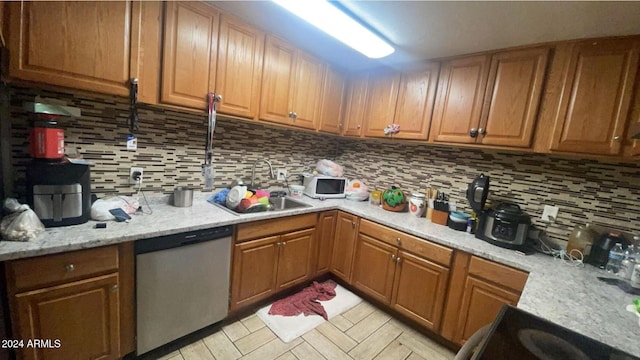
xmin=441 ymin=253 xmax=528 ymax=345
xmin=4 ymin=244 xmax=134 ymax=360
xmin=329 ymin=211 xmax=359 ymax=283
xmin=352 ymin=221 xmax=451 ymax=332
xmin=231 ymin=214 xmax=317 ymax=312
xmin=315 ymin=211 xmax=338 ymax=275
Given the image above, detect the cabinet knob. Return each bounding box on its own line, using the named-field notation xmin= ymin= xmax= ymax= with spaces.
xmin=110 ymin=285 xmax=118 ymax=292
xmin=277 ymin=242 xmax=282 ymax=246
xmin=65 ymin=264 xmax=75 ymax=272
xmin=288 ymin=112 xmax=294 ymax=118
xmin=469 ymin=128 xmax=478 ymax=138
xmin=614 ymin=135 xmax=621 ymax=141
xmin=292 ymin=112 xmax=297 ymax=120
xmin=282 ymin=241 xmax=287 ymax=246
xmin=396 ymin=237 xmax=401 ymax=245
xmin=351 ymin=222 xmax=356 ymax=228
xmin=356 ymin=124 xmax=361 ymax=129
xmin=478 ymin=128 xmax=485 ymax=135
xmin=391 ymin=254 xmax=396 ymax=261
xmin=396 ymin=257 xmax=401 ymax=264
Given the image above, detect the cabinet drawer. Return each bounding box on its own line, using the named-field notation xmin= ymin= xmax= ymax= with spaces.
xmin=6 ymin=246 xmax=119 ymax=293
xmin=236 ymin=213 xmax=317 ymax=242
xmin=468 ymin=256 xmax=528 ymax=292
xmin=359 ymin=219 xmax=452 ymax=266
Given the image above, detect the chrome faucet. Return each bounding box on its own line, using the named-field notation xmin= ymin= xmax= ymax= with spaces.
xmin=250 ymin=159 xmax=276 ymax=188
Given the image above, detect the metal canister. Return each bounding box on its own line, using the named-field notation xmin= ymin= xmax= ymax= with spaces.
xmin=630 ymin=264 xmax=640 ymax=289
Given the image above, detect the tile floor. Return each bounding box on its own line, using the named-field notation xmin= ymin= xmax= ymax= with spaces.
xmin=157 ymin=301 xmax=455 ymax=360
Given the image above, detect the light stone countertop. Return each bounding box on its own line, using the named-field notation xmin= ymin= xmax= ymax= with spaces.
xmin=0 ymin=192 xmax=637 ymax=356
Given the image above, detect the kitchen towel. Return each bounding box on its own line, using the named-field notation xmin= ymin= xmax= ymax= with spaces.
xmin=256 ymin=282 xmax=362 ymax=343
xmin=268 ymin=280 xmax=337 ymax=320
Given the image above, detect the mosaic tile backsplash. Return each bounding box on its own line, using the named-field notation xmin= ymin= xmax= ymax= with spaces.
xmin=5 ymin=85 xmax=640 ymax=243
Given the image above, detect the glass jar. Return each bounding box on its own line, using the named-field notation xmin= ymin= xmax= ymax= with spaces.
xmin=566 ymin=224 xmax=596 ymax=258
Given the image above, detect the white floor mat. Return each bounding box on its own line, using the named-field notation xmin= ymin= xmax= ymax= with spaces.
xmin=256 ymin=283 xmax=362 ymax=343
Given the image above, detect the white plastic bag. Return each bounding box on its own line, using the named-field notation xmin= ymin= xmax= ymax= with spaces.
xmin=0 ymin=198 xmax=45 ymax=242
xmin=316 ymin=159 xmax=344 ymax=177
xmin=91 ymin=196 xmax=140 ymax=221
xmin=345 ymin=179 xmax=369 ymax=201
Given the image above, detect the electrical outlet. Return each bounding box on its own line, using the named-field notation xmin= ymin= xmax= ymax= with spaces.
xmin=130 ymin=167 xmax=143 ymax=185
xmin=276 ymin=169 xmax=287 ymax=181
xmin=541 ymin=205 xmax=559 ymax=222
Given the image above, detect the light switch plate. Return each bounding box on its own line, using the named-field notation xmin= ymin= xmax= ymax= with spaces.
xmin=541 ymin=205 xmax=559 ymax=222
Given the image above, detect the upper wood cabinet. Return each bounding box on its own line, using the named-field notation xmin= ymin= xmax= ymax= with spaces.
xmin=392 ymin=63 xmax=440 ymax=140
xmin=342 ymin=72 xmax=370 ymax=137
xmin=547 ymin=38 xmax=639 ymax=155
xmin=8 ymin=1 xmax=141 ymax=96
xmin=363 ymin=71 xmax=401 ymax=137
xmin=431 ymin=48 xmax=548 ymax=148
xmin=479 ymin=48 xmax=549 ymax=147
xmin=431 ymin=55 xmax=491 ymax=144
xmin=363 ymin=64 xmax=440 ymax=140
xmin=318 ymin=66 xmax=347 ymax=135
xmin=161 ymin=1 xmax=219 ymax=109
xmin=216 ymin=14 xmax=265 ymax=120
xmin=260 ymin=35 xmax=325 ymax=130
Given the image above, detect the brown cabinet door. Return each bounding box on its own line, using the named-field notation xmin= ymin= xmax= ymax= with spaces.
xmin=455 ymin=276 xmax=520 ymax=344
xmin=290 ymin=53 xmax=325 ymax=129
xmin=216 ymin=14 xmax=265 ymax=119
xmin=15 ymin=274 xmax=120 ymax=360
xmin=231 ymin=236 xmax=279 ymax=311
xmin=363 ymin=72 xmax=401 ymax=138
xmin=479 ymin=48 xmax=549 ymax=147
xmin=393 ymin=63 xmax=440 ymax=140
xmin=318 ymin=67 xmax=346 ymax=134
xmin=260 ymin=35 xmax=296 ymax=125
xmin=430 ymin=55 xmax=491 ymax=144
xmin=315 ymin=211 xmax=338 ymax=275
xmin=391 ymin=251 xmax=449 ymax=331
xmin=161 ymin=1 xmax=218 ymax=109
xmin=352 ymin=234 xmax=397 ymax=305
xmin=8 ymin=1 xmax=139 ymax=96
xmin=330 ymin=212 xmax=359 ymax=283
xmin=276 ymin=228 xmax=315 ymax=289
xmin=550 ymin=39 xmax=639 ymax=155
xmin=342 ymin=73 xmax=370 ymax=137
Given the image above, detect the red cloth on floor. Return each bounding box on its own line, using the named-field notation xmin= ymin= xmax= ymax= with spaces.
xmin=268 ymin=280 xmax=337 ymax=320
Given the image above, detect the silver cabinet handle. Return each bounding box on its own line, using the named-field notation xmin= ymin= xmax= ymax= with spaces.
xmin=110 ymin=285 xmax=118 ymax=292
xmin=391 ymin=254 xmax=396 ymax=261
xmin=614 ymin=135 xmax=621 ymax=141
xmin=478 ymin=128 xmax=485 ymax=135
xmin=276 ymin=242 xmax=282 ymax=246
xmin=65 ymin=264 xmax=75 ymax=272
xmin=396 ymin=237 xmax=401 ymax=245
xmin=396 ymin=257 xmax=401 ymax=264
xmin=351 ymin=222 xmax=356 ymax=228
xmin=288 ymin=112 xmax=294 ymax=118
xmin=282 ymin=241 xmax=286 ymax=246
xmin=469 ymin=128 xmax=478 ymax=138
xmin=356 ymin=124 xmax=361 ymax=129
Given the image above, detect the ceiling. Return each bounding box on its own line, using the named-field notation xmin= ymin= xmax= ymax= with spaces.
xmin=213 ymin=1 xmax=640 ymax=72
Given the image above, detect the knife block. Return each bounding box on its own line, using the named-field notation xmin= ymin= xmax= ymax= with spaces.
xmin=431 ymin=209 xmax=449 ymax=225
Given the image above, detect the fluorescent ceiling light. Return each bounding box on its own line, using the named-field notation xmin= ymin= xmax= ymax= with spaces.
xmin=273 ymin=0 xmax=395 ymax=59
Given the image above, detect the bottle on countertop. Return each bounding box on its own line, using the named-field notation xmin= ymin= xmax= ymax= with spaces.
xmin=605 ymin=242 xmax=625 ymax=274
xmin=619 ymin=245 xmax=638 ymax=280
xmin=630 ymin=263 xmax=640 ymax=289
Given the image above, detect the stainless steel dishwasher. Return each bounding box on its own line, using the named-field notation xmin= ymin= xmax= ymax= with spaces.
xmin=135 ymin=226 xmax=232 ymax=355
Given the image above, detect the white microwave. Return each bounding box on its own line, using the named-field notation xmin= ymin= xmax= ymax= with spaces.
xmin=302 ymin=173 xmax=347 ymax=199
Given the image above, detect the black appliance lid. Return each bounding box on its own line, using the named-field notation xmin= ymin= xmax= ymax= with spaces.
xmin=494 ymin=202 xmax=531 ymax=224
xmin=467 ymin=174 xmax=490 ymax=213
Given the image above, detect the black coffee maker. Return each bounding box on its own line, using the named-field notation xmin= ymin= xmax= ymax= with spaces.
xmin=587 ymin=231 xmax=628 ymax=268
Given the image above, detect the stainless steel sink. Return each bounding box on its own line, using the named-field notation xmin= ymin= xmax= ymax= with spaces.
xmin=268 ymin=196 xmax=311 ymax=211
xmin=211 ymin=196 xmax=311 ymax=216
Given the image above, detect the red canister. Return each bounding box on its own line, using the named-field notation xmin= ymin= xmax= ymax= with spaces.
xmin=30 ymin=118 xmax=64 ymax=159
